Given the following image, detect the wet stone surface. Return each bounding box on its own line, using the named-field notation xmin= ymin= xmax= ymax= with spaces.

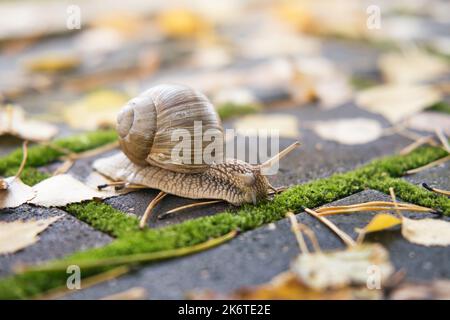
xmin=0 ymin=205 xmax=113 ymax=277
xmin=62 ymin=190 xmax=450 ymax=300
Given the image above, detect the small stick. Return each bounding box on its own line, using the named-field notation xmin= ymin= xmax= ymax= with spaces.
xmin=100 ymin=287 xmax=147 ymax=300
xmin=422 ymin=183 xmax=450 ymax=197
xmin=317 ymin=206 xmax=432 ymax=216
xmin=159 ymin=200 xmax=223 ymax=220
xmin=33 ymin=266 xmax=130 ymax=300
xmin=65 ymin=141 xmax=120 ymax=161
xmin=406 ymin=155 xmax=450 ymax=175
xmin=298 ymin=224 xmax=322 ymax=253
xmin=13 ymin=140 xmax=28 ymax=181
xmin=316 ymin=201 xmax=425 ymax=211
xmin=435 ymin=128 xmax=450 ymax=153
xmin=19 ymin=230 xmax=238 ymax=272
xmin=139 ymin=191 xmax=167 ymax=228
xmin=259 ymin=142 xmax=300 ymax=171
xmin=399 ymin=135 xmax=435 ymax=155
xmin=52 ymin=159 xmax=74 ymax=176
xmin=286 ymin=212 xmax=309 ymax=254
xmin=97 ymin=181 xmax=147 ymax=191
xmin=389 ymin=187 xmax=403 ymax=219
xmin=305 ymin=208 xmax=356 ymax=247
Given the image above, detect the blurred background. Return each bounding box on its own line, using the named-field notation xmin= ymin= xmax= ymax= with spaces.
xmin=0 ymin=0 xmax=449 ymax=157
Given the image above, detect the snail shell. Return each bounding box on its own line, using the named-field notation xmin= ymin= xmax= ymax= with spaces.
xmin=117 ymin=84 xmax=223 ymax=173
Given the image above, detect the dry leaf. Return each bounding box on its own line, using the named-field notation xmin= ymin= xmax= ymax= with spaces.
xmin=311 ymin=118 xmax=383 ymax=145
xmin=29 ymin=174 xmax=122 ymax=207
xmin=406 ymin=112 xmax=450 ymax=135
xmin=0 ymin=177 xmax=36 ymax=209
xmin=390 ymin=280 xmax=450 ymax=300
xmin=293 ymin=57 xmax=352 ymax=108
xmin=62 ymin=90 xmax=129 ymax=130
xmin=190 ymin=272 xmax=380 ymax=300
xmin=233 ymin=114 xmax=299 ymax=139
xmin=100 ymin=287 xmax=147 ymax=300
xmin=356 ymin=84 xmax=442 ymax=123
xmin=291 ymin=244 xmax=394 ymax=290
xmin=157 ymin=9 xmax=211 ymax=38
xmin=402 ymin=218 xmax=450 ymax=247
xmin=0 ymin=105 xmax=58 ymax=141
xmin=0 ymin=216 xmax=61 ymax=254
xmin=356 ymin=214 xmax=402 ymax=234
xmin=24 ymin=53 xmax=80 ymax=73
xmin=379 ymin=50 xmax=448 ymax=84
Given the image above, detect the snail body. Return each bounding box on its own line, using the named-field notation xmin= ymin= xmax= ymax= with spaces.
xmin=94 ymin=84 xmax=298 ymax=209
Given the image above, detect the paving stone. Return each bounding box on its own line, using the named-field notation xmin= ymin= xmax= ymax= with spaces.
xmin=42 ymin=102 xmax=412 ymax=227
xmin=0 ymin=205 xmax=113 ymax=277
xmin=404 ymin=162 xmax=450 ymax=190
xmin=62 ymin=189 xmax=450 ymax=300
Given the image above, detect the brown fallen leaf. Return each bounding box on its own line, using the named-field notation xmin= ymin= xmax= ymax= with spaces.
xmin=189 ymin=271 xmax=380 ymax=300
xmin=379 ymin=49 xmax=449 ymax=84
xmin=389 ymin=280 xmax=450 ymax=300
xmin=291 ymin=244 xmax=394 ymax=291
xmin=0 ymin=177 xmax=36 ymax=209
xmin=100 ymin=287 xmax=147 ymax=300
xmin=356 ymin=84 xmax=441 ymax=123
xmin=0 ymin=105 xmax=58 ymax=141
xmin=62 ymin=90 xmax=129 ymax=130
xmin=402 ymin=218 xmax=450 ymax=247
xmin=28 ymin=174 xmax=125 ymax=207
xmin=0 ymin=216 xmax=61 ymax=254
xmin=311 ymin=118 xmax=383 ymax=145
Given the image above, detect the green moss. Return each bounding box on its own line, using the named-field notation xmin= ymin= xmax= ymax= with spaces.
xmin=0 ymin=130 xmax=117 ymax=177
xmin=66 ymin=202 xmax=140 ymax=238
xmin=216 ymin=103 xmax=260 ymax=120
xmin=4 ymin=167 xmax=50 ymax=186
xmin=350 ymin=76 xmax=378 ymax=90
xmin=0 ymin=139 xmax=448 ymax=299
xmin=428 ymin=101 xmax=450 ymax=114
xmin=369 ymin=177 xmax=450 ymax=215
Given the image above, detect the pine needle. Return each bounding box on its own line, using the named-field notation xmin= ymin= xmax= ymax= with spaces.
xmin=19 ymin=230 xmax=238 ymax=273
xmin=305 ymin=208 xmax=356 ymax=247
xmin=406 ymin=155 xmax=450 ymax=175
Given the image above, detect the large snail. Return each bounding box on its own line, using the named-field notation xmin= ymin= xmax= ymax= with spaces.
xmin=93 ymin=84 xmax=299 ymax=228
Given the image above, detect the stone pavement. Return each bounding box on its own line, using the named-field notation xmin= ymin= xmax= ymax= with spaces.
xmin=0 ymin=29 xmax=449 ymax=298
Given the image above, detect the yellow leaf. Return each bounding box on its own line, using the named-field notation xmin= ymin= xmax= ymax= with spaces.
xmin=356 ymin=213 xmax=402 ymax=234
xmin=63 ymin=90 xmax=129 ymax=130
xmin=157 ymin=9 xmax=211 ymax=38
xmin=25 ymin=53 xmax=79 ymax=73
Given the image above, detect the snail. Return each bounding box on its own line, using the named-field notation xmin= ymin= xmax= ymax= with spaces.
xmin=93 ymin=84 xmax=299 ymax=228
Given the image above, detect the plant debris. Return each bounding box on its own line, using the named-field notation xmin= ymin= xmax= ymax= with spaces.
xmin=311 ymin=118 xmax=383 ymax=145
xmin=0 ymin=105 xmax=58 ymax=141
xmin=0 ymin=216 xmax=61 ymax=255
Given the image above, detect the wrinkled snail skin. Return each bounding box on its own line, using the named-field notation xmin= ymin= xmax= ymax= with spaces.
xmin=109 ymin=84 xmax=275 ymax=206
xmin=93 ymin=153 xmax=270 ymax=206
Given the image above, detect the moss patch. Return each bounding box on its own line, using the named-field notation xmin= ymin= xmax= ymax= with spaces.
xmin=428 ymin=101 xmax=450 ymax=115
xmin=216 ymin=103 xmax=260 ymax=120
xmin=0 ymin=140 xmax=448 ymax=299
xmin=66 ymin=202 xmax=140 ymax=238
xmin=0 ymin=130 xmax=117 ymax=184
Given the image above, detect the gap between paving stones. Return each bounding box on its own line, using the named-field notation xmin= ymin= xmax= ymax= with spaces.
xmin=0 ymin=131 xmax=448 ymax=298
